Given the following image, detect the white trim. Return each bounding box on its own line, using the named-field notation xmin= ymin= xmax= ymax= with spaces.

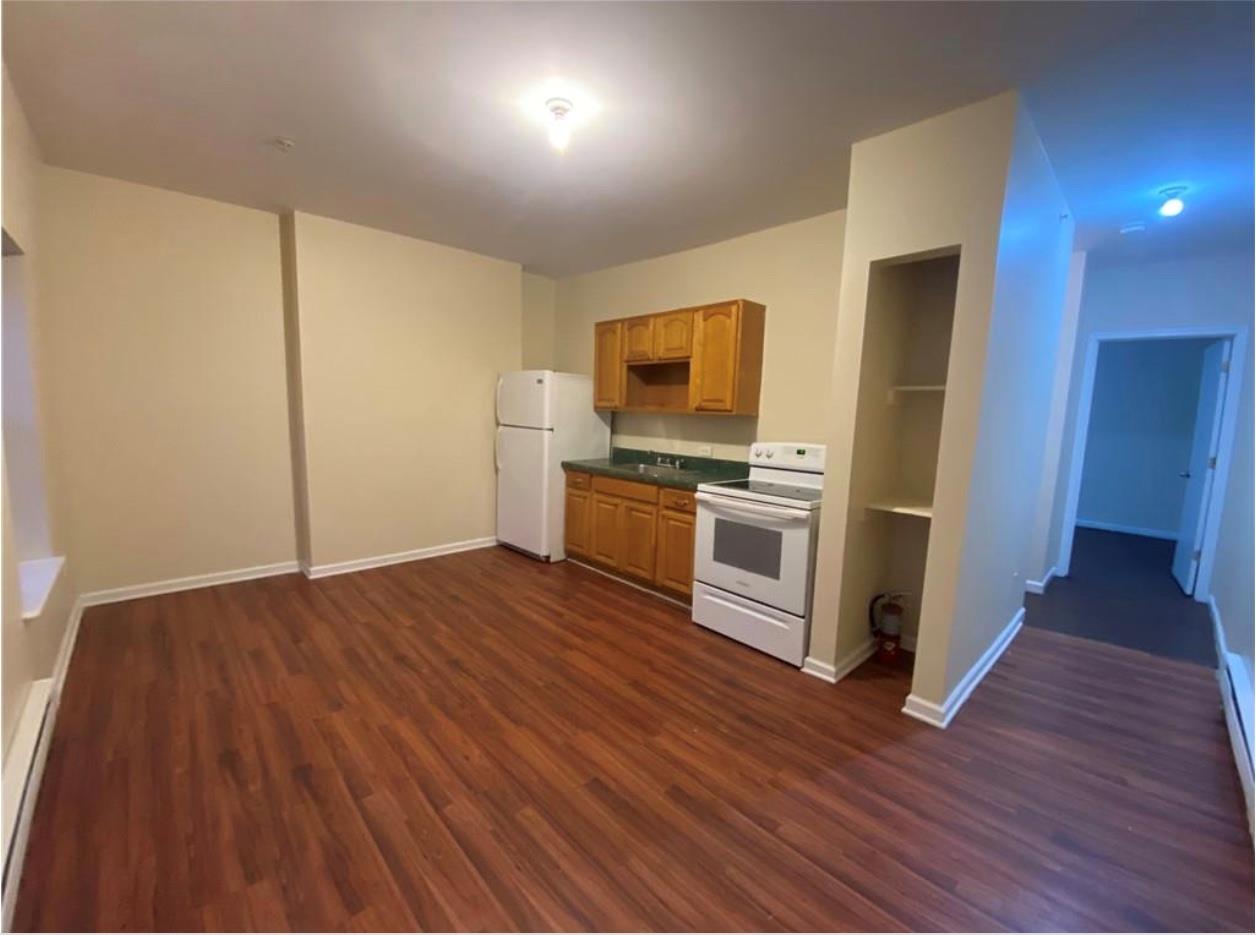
xmin=1075 ymin=519 xmax=1177 ymax=541
xmin=79 ymin=561 xmax=301 ymax=607
xmin=1057 ymin=327 xmax=1247 ymax=595
xmin=18 ymin=556 xmax=64 ymax=620
xmin=566 ymin=559 xmax=689 ymax=609
xmin=801 ymin=657 xmax=838 ymax=683
xmin=1025 ymin=565 xmax=1056 ymax=595
xmin=802 ymin=637 xmax=875 ymax=684
xmin=304 ymin=538 xmax=497 ymax=580
xmin=1209 ymin=595 xmax=1254 ymax=835
xmin=2 ymin=593 xmax=86 ymax=930
xmin=902 ymin=607 xmax=1024 ymax=729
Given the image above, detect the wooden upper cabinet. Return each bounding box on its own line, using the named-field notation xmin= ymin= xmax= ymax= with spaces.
xmin=591 ymin=300 xmax=763 ymax=415
xmin=593 ymin=320 xmax=624 ymax=409
xmin=623 ymin=317 xmax=655 ymax=362
xmin=653 ymin=310 xmax=694 ymax=360
xmin=690 ymin=300 xmax=765 ymax=415
xmin=692 ymin=303 xmax=740 ymax=412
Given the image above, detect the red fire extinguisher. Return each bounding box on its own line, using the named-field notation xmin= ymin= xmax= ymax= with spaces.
xmin=869 ymin=593 xmax=904 ymax=664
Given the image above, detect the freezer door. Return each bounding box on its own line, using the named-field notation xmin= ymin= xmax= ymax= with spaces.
xmin=497 ymin=370 xmax=553 ymax=429
xmin=496 ymin=425 xmax=550 ymax=558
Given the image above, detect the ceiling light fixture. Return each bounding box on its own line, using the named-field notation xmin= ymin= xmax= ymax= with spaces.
xmin=1158 ymin=186 xmax=1187 ymax=218
xmin=546 ymin=97 xmax=574 ymax=152
xmin=522 ymin=78 xmax=599 ymax=153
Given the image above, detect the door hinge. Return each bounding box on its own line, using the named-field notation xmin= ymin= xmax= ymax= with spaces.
xmin=1194 ymin=549 xmax=1203 ymax=561
xmin=1209 ymin=455 xmax=1218 ymax=469
xmin=1221 ymin=360 xmax=1231 ymax=374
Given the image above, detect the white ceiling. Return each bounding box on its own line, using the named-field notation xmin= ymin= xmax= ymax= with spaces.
xmin=4 ymin=2 xmax=1252 ymax=276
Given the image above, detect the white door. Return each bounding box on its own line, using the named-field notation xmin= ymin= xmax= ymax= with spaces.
xmin=1172 ymin=339 xmax=1229 ymax=594
xmin=693 ymin=494 xmax=814 ymax=616
xmin=496 ymin=426 xmax=550 ymax=558
xmin=497 ymin=371 xmax=552 ymax=429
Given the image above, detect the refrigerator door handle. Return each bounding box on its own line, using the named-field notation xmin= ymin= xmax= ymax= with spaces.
xmin=495 ymin=375 xmax=503 ymax=424
xmin=494 ymin=428 xmax=502 ymax=472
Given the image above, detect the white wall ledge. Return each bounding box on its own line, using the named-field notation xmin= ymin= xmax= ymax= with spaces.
xmin=19 ymin=555 xmax=64 ymax=620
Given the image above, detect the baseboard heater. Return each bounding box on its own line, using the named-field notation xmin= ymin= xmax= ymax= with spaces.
xmin=1 ymin=678 xmax=53 ymax=922
xmin=1220 ymin=650 xmax=1254 ymax=834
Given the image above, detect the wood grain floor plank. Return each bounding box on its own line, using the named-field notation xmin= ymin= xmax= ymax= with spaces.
xmin=12 ymin=546 xmax=1254 ymax=931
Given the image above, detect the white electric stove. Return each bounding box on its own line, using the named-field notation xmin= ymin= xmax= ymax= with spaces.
xmin=692 ymin=443 xmax=826 ymax=666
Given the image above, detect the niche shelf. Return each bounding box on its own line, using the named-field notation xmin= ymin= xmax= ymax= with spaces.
xmin=887 ymin=384 xmax=946 ymax=404
xmin=866 ymin=498 xmax=933 ymax=519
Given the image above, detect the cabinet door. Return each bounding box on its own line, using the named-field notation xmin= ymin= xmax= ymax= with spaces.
xmin=619 ymin=501 xmax=657 ymax=581
xmin=655 ymin=509 xmax=695 ymax=596
xmin=594 ymin=321 xmax=624 ymax=409
xmin=693 ymin=303 xmax=740 ymax=412
xmin=623 ymin=317 xmax=655 ymax=362
xmin=564 ymin=488 xmax=592 ymax=558
xmin=653 ymin=310 xmax=694 ymax=360
xmin=590 ymin=493 xmax=622 ymax=567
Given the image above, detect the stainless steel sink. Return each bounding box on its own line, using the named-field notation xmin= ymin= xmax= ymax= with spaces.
xmin=627 ymin=463 xmax=694 ymax=478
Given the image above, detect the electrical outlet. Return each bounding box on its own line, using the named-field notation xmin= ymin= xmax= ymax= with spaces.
xmin=696 ymin=445 xmax=713 ymax=456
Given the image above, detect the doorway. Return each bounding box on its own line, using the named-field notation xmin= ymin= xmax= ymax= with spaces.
xmin=1037 ymin=331 xmax=1245 ymax=663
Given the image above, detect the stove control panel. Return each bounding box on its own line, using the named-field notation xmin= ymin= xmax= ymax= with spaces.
xmin=749 ymin=443 xmax=826 ymax=473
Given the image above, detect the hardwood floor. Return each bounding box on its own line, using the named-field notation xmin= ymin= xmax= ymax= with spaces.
xmin=13 ymin=546 xmax=1254 ymax=931
xmin=1026 ymin=527 xmax=1216 ymax=665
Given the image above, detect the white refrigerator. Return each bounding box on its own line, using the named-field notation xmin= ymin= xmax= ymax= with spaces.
xmin=496 ymin=371 xmax=610 ymax=561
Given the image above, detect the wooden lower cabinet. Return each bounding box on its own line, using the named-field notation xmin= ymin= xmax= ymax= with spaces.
xmin=564 ymin=487 xmax=592 ymax=557
xmin=564 ymin=470 xmax=696 ymax=600
xmin=589 ymin=493 xmax=656 ymax=582
xmin=654 ymin=509 xmax=696 ymax=596
xmin=590 ymin=493 xmax=622 ymax=566
xmin=620 ymin=501 xmax=658 ymax=580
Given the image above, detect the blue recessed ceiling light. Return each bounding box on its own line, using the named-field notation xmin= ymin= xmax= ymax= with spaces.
xmin=1158 ymin=187 xmax=1187 ymax=218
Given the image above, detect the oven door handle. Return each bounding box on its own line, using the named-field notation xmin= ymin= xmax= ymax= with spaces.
xmin=695 ymin=492 xmax=811 ymax=521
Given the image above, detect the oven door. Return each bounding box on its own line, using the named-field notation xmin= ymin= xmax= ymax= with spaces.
xmin=694 ymin=492 xmax=814 ymax=617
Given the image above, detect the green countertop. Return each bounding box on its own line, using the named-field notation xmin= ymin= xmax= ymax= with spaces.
xmin=562 ymin=447 xmax=749 ymax=491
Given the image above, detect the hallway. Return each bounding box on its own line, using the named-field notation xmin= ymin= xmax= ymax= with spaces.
xmin=1026 ymin=527 xmax=1216 ymax=666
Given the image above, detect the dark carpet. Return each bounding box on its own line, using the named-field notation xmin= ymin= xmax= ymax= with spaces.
xmin=1026 ymin=527 xmax=1217 ymax=666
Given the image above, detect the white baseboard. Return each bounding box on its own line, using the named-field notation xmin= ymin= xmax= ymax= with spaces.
xmin=304 ymin=537 xmax=497 ymax=580
xmin=1075 ymin=519 xmax=1176 ymax=541
xmin=80 ymin=560 xmax=301 ymax=607
xmin=1025 ymin=565 xmax=1056 ymax=595
xmin=902 ymin=606 xmax=1024 ymax=729
xmin=1209 ymin=595 xmax=1254 ymax=835
xmin=802 ymin=637 xmax=875 ymax=684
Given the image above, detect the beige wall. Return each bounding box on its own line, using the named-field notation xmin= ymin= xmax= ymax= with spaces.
xmin=2 ymin=70 xmax=76 ymax=758
xmin=36 ymin=167 xmax=297 ymax=592
xmin=1047 ymin=248 xmax=1254 ymax=672
xmin=1212 ymin=350 xmax=1254 ymax=672
xmin=1025 ymin=250 xmax=1086 ymax=584
xmin=552 ymin=212 xmax=844 ymax=460
xmin=807 ymin=94 xmax=1070 ymax=715
xmin=521 ymin=272 xmax=557 ymax=370
xmin=287 ymin=212 xmax=521 ymax=568
xmin=2 ymin=66 xmax=40 ymax=253
xmin=942 ymin=106 xmax=1074 ymax=694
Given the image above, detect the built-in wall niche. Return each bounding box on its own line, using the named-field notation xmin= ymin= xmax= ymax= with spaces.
xmin=858 ymin=250 xmax=959 ymax=519
xmin=837 ymin=247 xmax=959 ymax=687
